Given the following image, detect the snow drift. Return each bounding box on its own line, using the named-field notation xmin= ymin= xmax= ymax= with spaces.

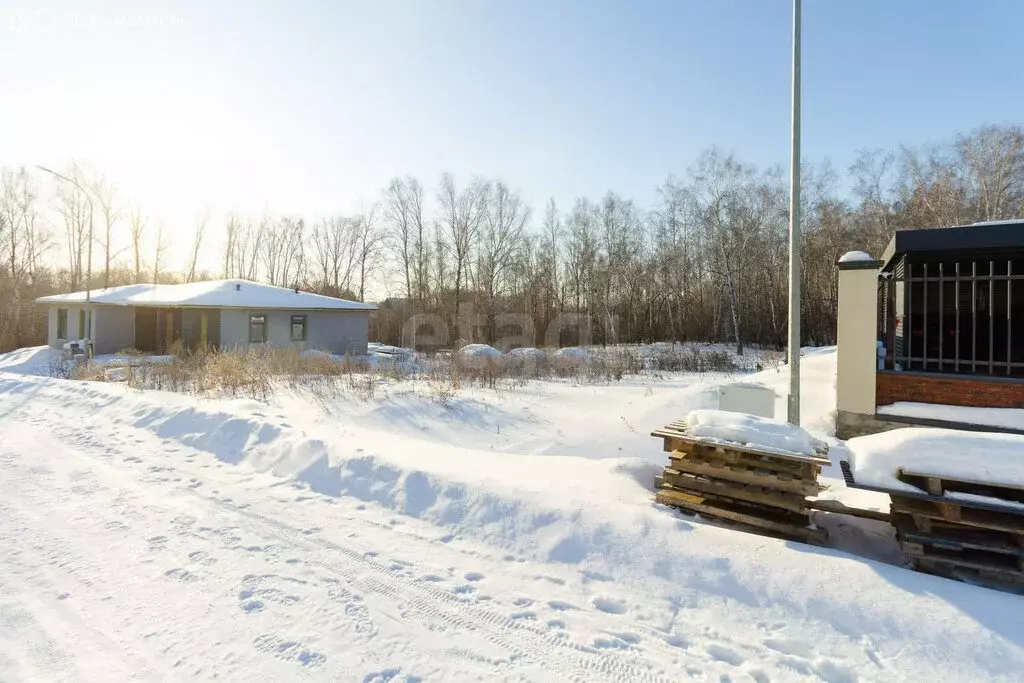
xmin=2 ymin=346 xmax=1024 ymax=681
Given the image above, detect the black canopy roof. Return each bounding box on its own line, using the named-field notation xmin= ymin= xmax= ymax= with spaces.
xmin=881 ymin=220 xmax=1024 ymax=269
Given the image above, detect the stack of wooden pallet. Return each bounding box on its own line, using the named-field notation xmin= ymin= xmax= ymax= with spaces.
xmin=652 ymin=422 xmax=830 ymax=544
xmin=888 ymin=469 xmax=1024 ymax=589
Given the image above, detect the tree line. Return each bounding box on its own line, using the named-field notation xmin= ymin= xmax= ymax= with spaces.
xmin=2 ymin=124 xmax=1023 ymax=354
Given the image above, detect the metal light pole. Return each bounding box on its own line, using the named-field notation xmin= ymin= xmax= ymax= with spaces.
xmin=38 ymin=165 xmax=94 ymax=344
xmin=786 ymin=0 xmax=802 ymax=425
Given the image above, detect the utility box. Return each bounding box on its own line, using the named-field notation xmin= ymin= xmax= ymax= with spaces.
xmin=718 ymin=383 xmax=776 ymax=419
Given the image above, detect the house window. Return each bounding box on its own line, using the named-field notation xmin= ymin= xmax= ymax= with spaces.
xmin=290 ymin=314 xmax=307 ymax=342
xmin=78 ymin=310 xmax=86 ymax=339
xmin=249 ymin=314 xmax=266 ymax=343
xmin=57 ymin=309 xmax=68 ymax=339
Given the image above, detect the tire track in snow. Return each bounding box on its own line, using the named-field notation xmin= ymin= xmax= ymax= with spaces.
xmin=214 ymin=498 xmax=673 ymax=683
xmin=3 ymin=389 xmax=753 ymax=682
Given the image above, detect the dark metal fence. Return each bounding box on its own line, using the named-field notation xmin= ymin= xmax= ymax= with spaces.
xmin=880 ymin=254 xmax=1024 ymax=376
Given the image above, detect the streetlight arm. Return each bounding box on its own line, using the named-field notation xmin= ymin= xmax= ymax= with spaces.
xmin=37 ymin=164 xmax=95 ymax=337
xmin=36 ymin=165 xmax=93 ymax=211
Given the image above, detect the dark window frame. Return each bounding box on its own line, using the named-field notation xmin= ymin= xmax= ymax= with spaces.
xmin=249 ymin=313 xmax=266 ymax=344
xmin=78 ymin=310 xmax=86 ymax=339
xmin=290 ymin=314 xmax=307 ymax=342
xmin=57 ymin=308 xmax=68 ymax=339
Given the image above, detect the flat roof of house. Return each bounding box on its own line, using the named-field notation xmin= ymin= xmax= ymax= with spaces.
xmin=36 ymin=280 xmax=377 ymax=311
xmin=881 ymin=220 xmax=1024 ymax=268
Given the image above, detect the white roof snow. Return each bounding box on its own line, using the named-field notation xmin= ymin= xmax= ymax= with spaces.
xmin=967 ymin=218 xmax=1024 ymax=227
xmin=36 ymin=280 xmax=376 ymax=311
xmin=838 ymin=250 xmax=876 ymax=263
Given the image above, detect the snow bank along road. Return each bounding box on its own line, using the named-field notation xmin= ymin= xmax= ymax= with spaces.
xmin=1 ymin=348 xmax=1023 ymax=681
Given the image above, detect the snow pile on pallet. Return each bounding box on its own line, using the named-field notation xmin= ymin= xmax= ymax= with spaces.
xmin=847 ymin=427 xmax=1024 ymax=491
xmin=684 ymin=409 xmax=828 ymax=457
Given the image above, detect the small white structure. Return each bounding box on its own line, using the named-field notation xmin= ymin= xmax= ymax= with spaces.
xmin=718 ymin=383 xmax=775 ymax=419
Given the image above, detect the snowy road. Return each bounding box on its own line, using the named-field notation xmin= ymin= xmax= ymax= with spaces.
xmin=0 ymin=386 xmax=718 ymax=682
xmin=3 ymin=349 xmax=1024 ymax=682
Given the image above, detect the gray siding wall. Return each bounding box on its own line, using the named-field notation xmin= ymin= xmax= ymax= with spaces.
xmin=218 ymin=309 xmax=369 ymax=355
xmin=47 ymin=306 xmax=57 ymax=347
xmin=305 ymin=310 xmax=369 ymax=355
xmin=94 ymin=306 xmax=136 ymax=355
xmin=48 ymin=304 xmax=86 ymax=347
xmin=47 ymin=304 xmax=135 ymax=354
xmin=219 ymin=309 xmax=250 ymax=350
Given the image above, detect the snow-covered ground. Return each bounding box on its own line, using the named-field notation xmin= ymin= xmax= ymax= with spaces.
xmin=1 ymin=346 xmax=1022 ymax=681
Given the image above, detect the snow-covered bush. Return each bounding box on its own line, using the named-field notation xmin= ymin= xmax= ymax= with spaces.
xmin=648 ymin=346 xmax=736 ymax=373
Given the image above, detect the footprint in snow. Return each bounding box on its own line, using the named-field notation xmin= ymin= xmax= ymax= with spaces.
xmin=147 ymin=536 xmax=168 ymax=550
xmin=706 ymin=644 xmax=744 ymax=667
xmin=417 ymin=574 xmax=445 ymax=583
xmin=164 ymin=568 xmax=199 ymax=583
xmin=361 ymin=667 xmax=401 ymax=683
xmin=240 ymin=599 xmax=265 ymax=613
xmin=187 ymin=550 xmax=217 ymax=566
xmin=509 ymin=610 xmax=537 ymax=620
xmin=593 ymin=635 xmax=635 ymax=650
xmin=592 ymin=597 xmax=627 ymax=615
xmin=764 ymin=637 xmax=814 ymax=659
xmin=546 ymin=600 xmax=576 ymax=611
xmin=463 ymin=572 xmax=485 ymax=582
xmin=252 ymin=634 xmax=326 ymax=668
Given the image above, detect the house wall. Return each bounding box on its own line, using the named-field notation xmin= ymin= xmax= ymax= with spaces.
xmin=305 ymin=310 xmax=369 ymax=355
xmin=93 ymin=306 xmax=136 ymax=355
xmin=219 ymin=309 xmax=249 ymax=350
xmin=47 ymin=304 xmax=86 ymax=347
xmin=876 ymin=371 xmax=1024 ymax=409
xmin=218 ymin=309 xmax=370 ymax=355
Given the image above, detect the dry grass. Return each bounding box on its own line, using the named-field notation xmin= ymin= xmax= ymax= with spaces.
xmin=56 ymin=342 xmax=765 ymax=405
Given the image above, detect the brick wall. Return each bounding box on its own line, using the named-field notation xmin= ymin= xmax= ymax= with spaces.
xmin=877 ymin=372 xmax=1024 ymax=409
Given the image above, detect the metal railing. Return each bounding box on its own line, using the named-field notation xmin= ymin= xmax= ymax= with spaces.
xmin=881 ymin=256 xmax=1022 ymax=376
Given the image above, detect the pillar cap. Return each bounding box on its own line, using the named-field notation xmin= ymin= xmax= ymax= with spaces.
xmin=837 ymin=251 xmax=883 ymax=270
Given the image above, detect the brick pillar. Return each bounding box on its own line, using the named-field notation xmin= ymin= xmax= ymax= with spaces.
xmin=836 ymin=253 xmax=883 ymax=435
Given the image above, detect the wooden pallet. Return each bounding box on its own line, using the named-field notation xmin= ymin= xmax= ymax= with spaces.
xmin=912 ymin=557 xmax=1024 ymax=592
xmin=891 ymin=511 xmax=1024 ymax=548
xmin=670 ymin=440 xmax=822 ymax=479
xmin=655 ymin=488 xmax=826 ymax=544
xmin=840 ymin=461 xmax=1024 ymax=516
xmin=652 ymin=426 xmax=830 ymax=465
xmin=841 ymin=459 xmax=1024 ymax=590
xmin=668 ymin=452 xmax=822 ymax=496
xmin=900 ymin=541 xmax=1024 ymax=580
xmin=806 ymin=498 xmax=892 ymax=524
xmin=662 ymin=469 xmax=808 ymax=514
xmin=899 ymin=531 xmax=1024 ymax=558
xmin=897 ymin=468 xmax=1024 ymax=505
xmin=660 ymin=482 xmax=810 ymax=525
xmin=890 ymin=495 xmax=1024 ymax=535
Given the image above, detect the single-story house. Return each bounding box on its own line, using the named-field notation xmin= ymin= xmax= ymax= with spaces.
xmin=36 ymin=279 xmax=377 ymax=356
xmin=836 ymin=221 xmax=1024 ymax=438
